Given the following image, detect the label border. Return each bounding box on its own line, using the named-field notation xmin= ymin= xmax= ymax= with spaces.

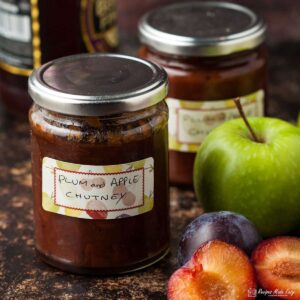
xmin=53 ymin=167 xmax=145 ymax=212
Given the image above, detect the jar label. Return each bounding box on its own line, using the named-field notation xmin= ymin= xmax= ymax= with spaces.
xmin=80 ymin=0 xmax=118 ymax=52
xmin=0 ymin=0 xmax=41 ymax=76
xmin=168 ymin=89 xmax=265 ymax=153
xmin=42 ymin=157 xmax=154 ymax=220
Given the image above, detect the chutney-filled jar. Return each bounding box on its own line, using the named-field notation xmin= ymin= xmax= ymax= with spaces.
xmin=28 ymin=53 xmax=169 ymax=274
xmin=139 ymin=2 xmax=267 ymax=186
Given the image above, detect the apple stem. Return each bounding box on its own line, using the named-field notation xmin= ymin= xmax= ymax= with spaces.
xmin=233 ymin=98 xmax=259 ymax=142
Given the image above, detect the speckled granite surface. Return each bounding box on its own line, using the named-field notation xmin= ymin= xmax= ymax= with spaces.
xmin=0 ymin=115 xmax=201 ymax=299
xmin=1 ymin=1 xmax=300 ymax=299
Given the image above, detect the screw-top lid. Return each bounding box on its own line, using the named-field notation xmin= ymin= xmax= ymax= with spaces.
xmin=28 ymin=53 xmax=168 ymax=116
xmin=139 ymin=1 xmax=266 ymax=57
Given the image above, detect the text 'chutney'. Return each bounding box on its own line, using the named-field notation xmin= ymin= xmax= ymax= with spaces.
xmin=139 ymin=1 xmax=267 ymax=186
xmin=28 ymin=54 xmax=169 ymax=275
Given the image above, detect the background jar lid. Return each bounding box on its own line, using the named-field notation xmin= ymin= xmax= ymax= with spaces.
xmin=139 ymin=1 xmax=266 ymax=57
xmin=28 ymin=53 xmax=168 ymax=116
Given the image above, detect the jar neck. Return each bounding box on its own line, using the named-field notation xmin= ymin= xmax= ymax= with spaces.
xmin=29 ymin=101 xmax=168 ymax=146
xmin=31 ymin=101 xmax=166 ymax=121
xmin=139 ymin=44 xmax=267 ymax=69
xmin=30 ymin=101 xmax=168 ymax=135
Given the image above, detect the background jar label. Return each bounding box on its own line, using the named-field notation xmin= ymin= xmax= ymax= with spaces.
xmin=42 ymin=157 xmax=154 ymax=220
xmin=80 ymin=0 xmax=118 ymax=52
xmin=168 ymin=90 xmax=264 ymax=153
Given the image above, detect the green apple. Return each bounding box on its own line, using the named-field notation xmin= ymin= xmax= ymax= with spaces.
xmin=194 ymin=117 xmax=300 ymax=237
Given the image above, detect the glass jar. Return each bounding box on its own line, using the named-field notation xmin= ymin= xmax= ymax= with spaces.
xmin=28 ymin=54 xmax=169 ymax=275
xmin=138 ymin=2 xmax=267 ymax=187
xmin=0 ymin=0 xmax=118 ymax=115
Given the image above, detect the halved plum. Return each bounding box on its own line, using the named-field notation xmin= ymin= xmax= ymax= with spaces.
xmin=252 ymin=236 xmax=300 ymax=300
xmin=168 ymin=240 xmax=256 ymax=300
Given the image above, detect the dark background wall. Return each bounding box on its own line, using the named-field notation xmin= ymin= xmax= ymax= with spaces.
xmin=117 ymin=0 xmax=300 ymax=45
xmin=117 ymin=0 xmax=300 ymax=121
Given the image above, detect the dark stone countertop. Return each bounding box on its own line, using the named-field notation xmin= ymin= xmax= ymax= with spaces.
xmin=1 ymin=2 xmax=300 ymax=298
xmin=0 ymin=113 xmax=202 ymax=299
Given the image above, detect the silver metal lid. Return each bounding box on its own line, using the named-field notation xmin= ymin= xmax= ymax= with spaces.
xmin=28 ymin=53 xmax=168 ymax=116
xmin=139 ymin=1 xmax=266 ymax=57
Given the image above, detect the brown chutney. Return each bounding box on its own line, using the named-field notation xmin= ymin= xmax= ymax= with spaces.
xmin=138 ymin=2 xmax=267 ymax=187
xmin=28 ymin=54 xmax=169 ymax=275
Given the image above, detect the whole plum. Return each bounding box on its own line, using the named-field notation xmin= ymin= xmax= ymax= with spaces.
xmin=178 ymin=211 xmax=262 ymax=266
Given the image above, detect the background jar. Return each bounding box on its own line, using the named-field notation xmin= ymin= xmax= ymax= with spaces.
xmin=139 ymin=1 xmax=267 ymax=187
xmin=28 ymin=54 xmax=169 ymax=275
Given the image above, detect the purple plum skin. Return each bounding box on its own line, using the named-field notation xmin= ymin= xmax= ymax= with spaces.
xmin=177 ymin=211 xmax=262 ymax=266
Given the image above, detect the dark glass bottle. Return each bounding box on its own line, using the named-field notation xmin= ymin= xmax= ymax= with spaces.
xmin=0 ymin=0 xmax=118 ymax=115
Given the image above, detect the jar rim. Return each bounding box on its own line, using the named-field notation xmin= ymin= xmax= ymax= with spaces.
xmin=138 ymin=1 xmax=266 ymax=57
xmin=28 ymin=53 xmax=168 ymax=116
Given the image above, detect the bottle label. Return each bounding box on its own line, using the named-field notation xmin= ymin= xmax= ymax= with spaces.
xmin=168 ymin=90 xmax=265 ymax=153
xmin=0 ymin=0 xmax=40 ymax=76
xmin=0 ymin=1 xmax=31 ymax=42
xmin=42 ymin=157 xmax=154 ymax=220
xmin=80 ymin=0 xmax=118 ymax=52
